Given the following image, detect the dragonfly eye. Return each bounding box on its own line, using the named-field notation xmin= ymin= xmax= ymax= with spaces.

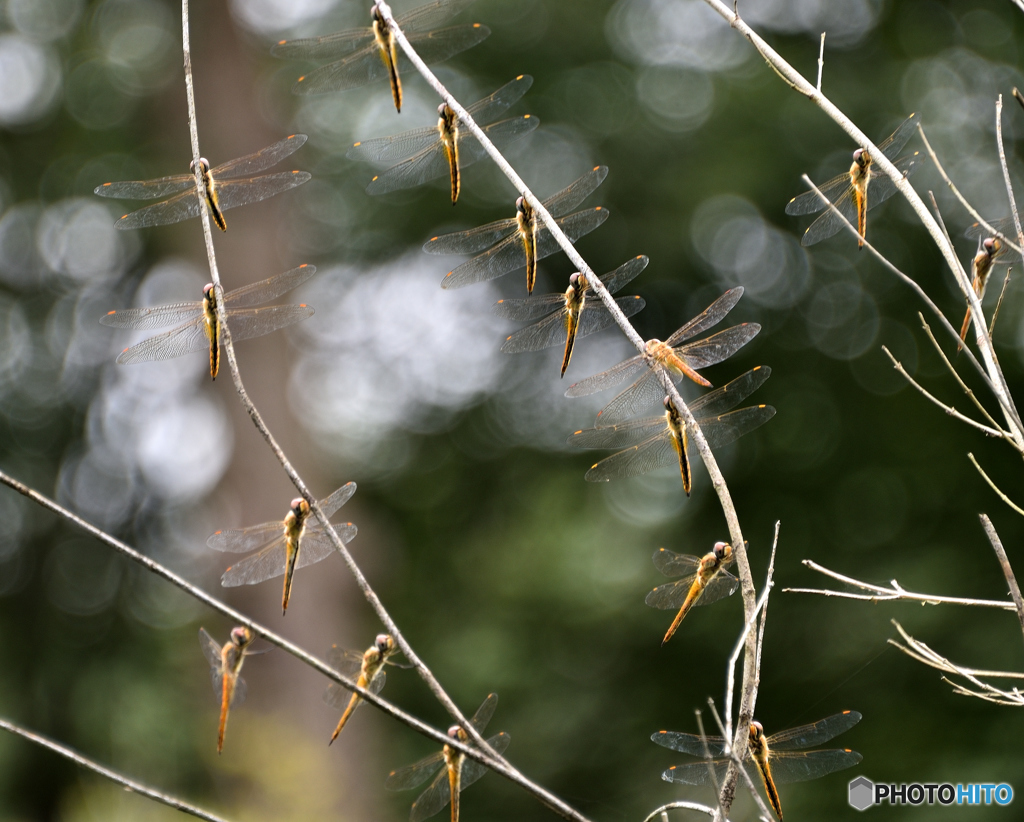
xmin=569 ymin=272 xmax=581 ymax=287
xmin=375 ymin=633 xmax=392 ymax=653
xmin=446 ymin=724 xmax=461 ymax=739
xmin=230 ymin=626 xmax=252 ymax=646
xmin=852 ymin=148 xmax=864 ymax=162
xmin=515 ymin=196 xmax=526 ymax=213
xmin=290 ymin=497 xmax=309 ymax=517
xmin=713 ymin=541 xmax=731 ymax=560
xmin=662 ymin=396 xmax=673 ymax=410
xmin=203 ymin=283 xmax=215 ymax=299
xmin=750 ymin=720 xmax=765 ymax=740
xmin=437 ymin=102 xmax=447 ymax=116
xmin=984 ymin=237 xmax=999 ymax=254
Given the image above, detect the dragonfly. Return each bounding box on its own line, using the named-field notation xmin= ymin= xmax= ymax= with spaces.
xmin=965 ymin=217 xmax=1024 ymax=254
xmin=386 ymin=693 xmax=510 ymax=822
xmin=94 ymin=134 xmax=310 ymax=231
xmin=653 ymin=711 xmax=863 ymax=820
xmin=426 ymin=166 xmax=611 ymax=294
xmin=208 ymin=483 xmax=358 ymax=615
xmin=324 ymin=634 xmax=411 ymax=744
xmin=198 ymin=626 xmax=260 ymax=753
xmin=568 ymin=367 xmax=775 ymax=496
xmin=565 ymin=287 xmax=760 ymax=423
xmin=646 ymin=543 xmax=737 ymax=645
xmin=493 ymin=255 xmax=647 ymax=377
xmin=99 ymin=264 xmax=316 ymax=380
xmin=348 ymin=75 xmax=538 ymax=204
xmin=785 ymin=113 xmax=920 ymax=247
xmin=272 ymin=0 xmax=489 ymax=111
xmin=959 ymin=237 xmax=1006 ymax=343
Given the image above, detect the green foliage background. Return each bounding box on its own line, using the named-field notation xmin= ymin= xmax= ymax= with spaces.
xmin=2 ymin=0 xmax=1024 ymax=819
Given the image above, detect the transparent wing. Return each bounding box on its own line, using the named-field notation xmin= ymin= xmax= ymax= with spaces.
xmin=223 ymin=264 xmax=316 ymax=308
xmin=114 ymin=189 xmax=202 ymax=230
xmin=663 ymin=757 xmax=757 ymax=786
xmin=688 ymin=367 xmax=771 ymax=417
xmin=221 ymin=541 xmax=288 ymax=587
xmin=651 ymin=548 xmax=701 ymax=577
xmin=965 ymin=217 xmax=1015 ymax=241
xmin=349 ymin=126 xmax=446 ymax=167
xmin=94 ymin=174 xmax=193 ymax=201
xmin=365 ymin=143 xmax=449 ymax=195
xmin=452 ymin=115 xmax=539 ymax=167
xmin=213 ymin=135 xmax=308 ymax=178
xmin=768 ymin=712 xmax=862 ymax=751
xmin=457 ymin=732 xmax=511 ymax=789
xmin=441 ymin=207 xmax=609 ymax=289
xmin=492 ymin=294 xmax=565 ymax=323
xmin=463 ymin=75 xmax=533 ymax=124
xmin=569 ymin=417 xmax=665 ymax=450
xmin=593 ymin=255 xmax=649 ymax=294
xmin=878 ymin=112 xmax=919 ymax=160
xmin=696 ymin=406 xmax=777 ymax=450
xmin=397 ymin=0 xmax=479 ymax=33
xmin=199 ymin=628 xmax=222 ymax=669
xmin=401 ymin=23 xmax=489 ymax=64
xmin=292 ymin=527 xmax=357 ymax=570
xmin=675 ymin=323 xmax=761 ymax=369
xmin=386 ymin=751 xmax=446 ymax=791
xmin=664 ymin=287 xmax=745 ymax=345
xmin=207 ymin=523 xmax=286 ymax=554
xmin=563 ymin=355 xmax=645 ymax=399
xmin=211 ymin=171 xmax=312 ymax=211
xmin=651 ymin=729 xmax=728 ymax=758
xmin=223 ymin=305 xmax=315 ymax=343
xmin=272 ymin=27 xmax=373 ymax=61
xmin=583 ymin=432 xmax=677 ymax=482
xmin=541 ymin=166 xmax=608 ymax=218
xmin=693 ymin=572 xmax=738 ymax=606
xmin=469 ymin=692 xmax=498 ymax=733
xmin=318 ymin=482 xmax=358 ymax=518
xmin=800 ymin=152 xmax=919 ymax=246
xmin=323 ymin=669 xmax=386 ymax=710
xmin=325 ymin=645 xmax=368 ymax=677
xmin=596 ymin=371 xmax=676 ymax=424
xmin=645 ymin=571 xmax=737 ymax=609
xmin=499 ymin=296 xmax=642 ymax=354
xmin=115 ymin=319 xmax=209 ymax=364
xmin=99 ymin=302 xmax=201 ymax=330
xmin=424 ymin=216 xmax=518 ymax=256
xmin=767 ymin=749 xmax=863 ymax=784
xmin=573 ymin=296 xmax=644 ymax=339
xmin=231 ymin=675 xmax=247 ymax=708
xmin=785 ymin=170 xmax=855 ymax=216
xmin=409 ymin=768 xmax=452 ymax=822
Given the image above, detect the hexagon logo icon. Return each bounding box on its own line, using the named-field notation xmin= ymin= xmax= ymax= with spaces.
xmin=849 ymin=776 xmax=874 ymax=811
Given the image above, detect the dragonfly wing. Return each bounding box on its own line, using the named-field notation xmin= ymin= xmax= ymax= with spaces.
xmin=597 ymin=370 xmax=676 ymax=424
xmin=325 ymin=645 xmax=366 ymax=676
xmin=798 ymin=187 xmax=859 ymax=245
xmin=500 ymin=310 xmax=569 ymax=354
xmin=861 ymin=152 xmax=920 ymax=212
xmin=99 ymin=302 xmax=201 ymax=330
xmin=532 ymin=208 xmax=610 ymax=258
xmin=879 ymin=112 xmax=919 ymax=160
xmin=651 ymin=548 xmax=701 ymax=577
xmin=697 ymin=405 xmax=776 ymax=450
xmin=365 ymin=144 xmax=449 ymax=195
xmin=318 ymin=482 xmax=358 ymax=518
xmin=966 ymin=217 xmax=1015 ymax=241
xmin=292 ymin=44 xmax=392 ymax=95
xmin=215 ymin=135 xmax=308 ymax=178
xmin=769 ymin=711 xmax=863 ymax=751
xmin=572 ymin=296 xmax=645 ymax=341
xmin=696 ymin=570 xmax=738 ymax=606
xmin=223 ymin=265 xmax=317 ymax=308
xmin=402 ymin=23 xmax=490 ymax=65
xmin=115 ymin=320 xmax=209 ymax=364
xmin=563 ymin=356 xmax=645 ymax=399
xmin=94 ymin=175 xmax=193 ymax=201
xmin=423 ymin=217 xmax=518 ymax=256
xmin=224 ymin=305 xmax=315 ymax=343
xmin=398 ymin=0 xmax=479 ymax=32
xmin=662 ymin=758 xmax=755 ymax=787
xmin=199 ymin=628 xmax=223 ymax=668
xmin=677 ymin=323 xmax=761 ymax=370
xmin=644 ymin=578 xmax=696 ymax=610
xmin=595 ymin=255 xmax=649 ymax=294
xmin=464 ymin=75 xmax=533 ymax=124
xmin=665 ymin=287 xmax=745 ymax=345
xmin=689 ymin=367 xmax=771 ymax=417
xmin=221 ymin=543 xmax=286 ymax=587
xmin=409 ymin=768 xmax=453 ymax=822
xmin=569 ymin=416 xmax=664 ymax=450
xmin=272 ymin=28 xmax=372 ymax=60
xmin=651 ymin=730 xmax=728 ymax=758
xmin=207 ymin=524 xmax=285 ymax=554
xmin=454 ymin=115 xmax=539 ymax=167
xmin=114 ymin=189 xmax=202 ymax=229
xmin=212 ymin=171 xmax=311 ymax=212
xmin=542 ymin=166 xmax=608 ymax=218
xmin=292 ymin=532 xmax=342 ymax=571
xmin=584 ymin=432 xmax=677 ymax=482
xmin=469 ymin=693 xmax=499 ymax=733
xmin=459 ymin=732 xmax=511 ymax=788
xmin=386 ymin=752 xmax=446 ymax=791
xmin=349 ymin=126 xmax=442 ymax=166
xmin=768 ymin=749 xmax=863 ymax=784
xmin=231 ymin=675 xmax=247 ymax=708
xmin=492 ymin=294 xmax=565 ymax=323
xmin=442 ymin=234 xmax=526 ymax=288
xmin=785 ymin=170 xmax=853 ymax=216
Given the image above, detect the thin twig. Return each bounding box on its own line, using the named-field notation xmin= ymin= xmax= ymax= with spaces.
xmin=996 ymin=95 xmax=1024 ymax=263
xmin=752 ymin=522 xmax=779 ymax=701
xmin=969 ymin=453 xmax=1024 ymax=517
xmin=0 ymin=718 xmax=230 ymax=822
xmin=980 ymin=514 xmax=1024 ymax=646
xmin=816 ymin=32 xmax=825 ymax=93
xmin=989 ymin=267 xmax=1011 ymax=337
xmin=693 ymin=710 xmax=725 ymax=822
xmin=785 ymin=558 xmax=1017 ymax=610
xmin=704 ymin=701 xmax=774 ymax=822
xmin=641 ymin=802 xmax=720 ymax=822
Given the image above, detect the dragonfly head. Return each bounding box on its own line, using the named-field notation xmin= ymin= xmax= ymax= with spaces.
xmin=852 ymin=147 xmax=870 ymax=169
xmin=568 ymin=272 xmax=585 ymax=292
xmin=749 ymin=721 xmax=765 ymax=744
xmin=515 ymin=196 xmax=526 ymax=215
xmin=290 ymin=497 xmax=310 ymax=518
xmin=190 ymin=157 xmax=210 ymax=174
xmin=230 ymin=626 xmax=254 ymax=647
xmin=446 ymin=724 xmax=466 ymax=741
xmin=662 ymin=396 xmax=674 ymax=411
xmin=202 ymin=283 xmax=215 ymax=302
xmin=371 ymin=3 xmax=382 ymax=22
xmin=375 ymin=634 xmax=395 ymax=655
xmin=983 ymin=236 xmax=1000 ymax=256
xmin=713 ymin=541 xmax=733 ymax=563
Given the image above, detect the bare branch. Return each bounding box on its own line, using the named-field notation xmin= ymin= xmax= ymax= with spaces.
xmin=641 ymin=802 xmax=721 ymax=822
xmin=786 ymin=558 xmax=1017 ymax=610
xmin=816 ymin=32 xmax=825 ymax=93
xmin=0 ymin=717 xmax=230 ymax=822
xmin=980 ymin=514 xmax=1024 ymax=647
xmin=996 ymin=95 xmax=1024 ymax=261
xmin=969 ymin=453 xmax=1024 ymax=517
xmin=693 ymin=710 xmax=726 ymax=822
xmin=990 ymin=267 xmax=1011 ymax=337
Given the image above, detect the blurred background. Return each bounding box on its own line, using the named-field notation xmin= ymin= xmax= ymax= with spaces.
xmin=2 ymin=0 xmax=1024 ymax=819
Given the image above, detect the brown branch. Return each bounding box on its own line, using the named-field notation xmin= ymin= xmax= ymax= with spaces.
xmin=980 ymin=514 xmax=1024 ymax=647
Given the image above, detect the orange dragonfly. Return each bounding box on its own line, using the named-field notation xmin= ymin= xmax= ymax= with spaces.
xmin=198 ymin=626 xmax=260 ymax=753
xmin=323 ymin=634 xmax=411 ymax=744
xmin=348 ymin=75 xmax=537 ymax=204
xmin=785 ymin=113 xmax=919 ymax=247
xmin=653 ymin=711 xmax=863 ymax=820
xmin=99 ymin=264 xmax=315 ymax=379
xmin=565 ymin=287 xmax=760 ymax=423
xmin=494 ymin=256 xmax=647 ymax=377
xmin=208 ymin=483 xmax=357 ymax=615
xmin=646 ymin=544 xmax=737 ymax=645
xmin=568 ymin=367 xmax=775 ymax=496
xmin=427 ymin=166 xmax=610 ymax=294
xmin=386 ymin=693 xmax=509 ymax=822
xmin=272 ymin=0 xmax=489 ymax=111
xmin=94 ymin=134 xmax=310 ymax=231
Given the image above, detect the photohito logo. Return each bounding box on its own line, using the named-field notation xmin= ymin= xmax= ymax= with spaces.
xmin=849 ymin=776 xmax=1013 ymax=810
